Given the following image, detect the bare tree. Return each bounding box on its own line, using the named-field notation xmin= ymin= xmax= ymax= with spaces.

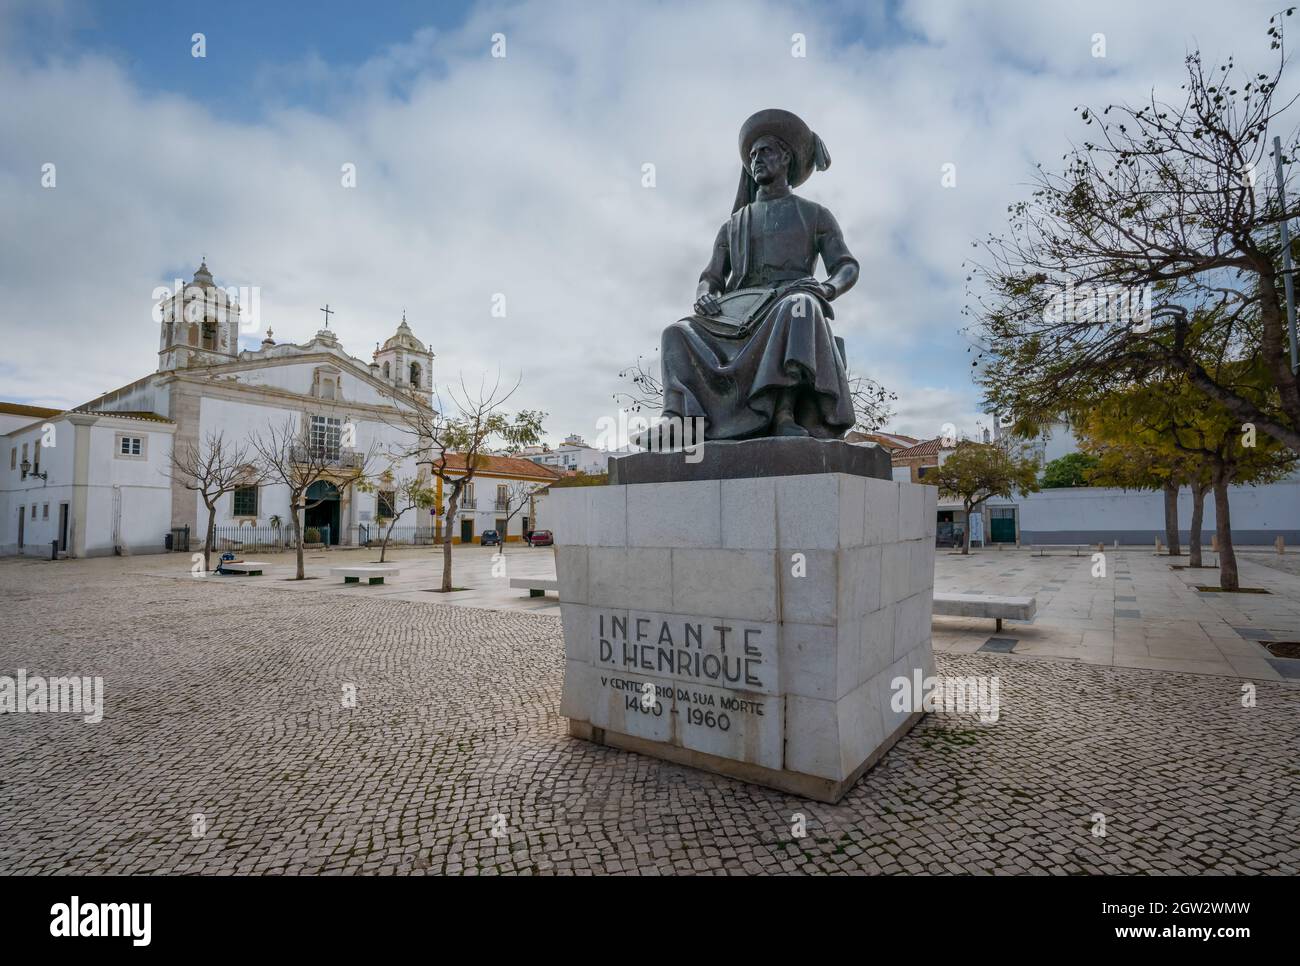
xmin=969 ymin=16 xmax=1300 ymax=452
xmin=251 ymin=418 xmax=377 ymax=580
xmin=847 ymin=373 xmax=897 ymax=434
xmin=359 ymin=471 xmax=436 ymax=563
xmin=170 ymin=430 xmax=260 ymax=571
xmin=383 ymin=374 xmax=544 ymax=592
xmin=613 ymin=351 xmax=663 ymax=413
xmin=496 ymin=479 xmax=549 ymax=552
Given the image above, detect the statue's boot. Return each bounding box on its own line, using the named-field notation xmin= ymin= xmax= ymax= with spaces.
xmin=771 ymin=399 xmax=810 ymax=437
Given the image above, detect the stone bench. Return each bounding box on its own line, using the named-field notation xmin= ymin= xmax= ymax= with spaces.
xmin=220 ymin=561 xmax=268 ymax=576
xmin=509 ymin=577 xmax=558 ymax=598
xmin=932 ymin=593 xmax=1036 ymax=631
xmin=331 ymin=565 xmax=400 ymax=585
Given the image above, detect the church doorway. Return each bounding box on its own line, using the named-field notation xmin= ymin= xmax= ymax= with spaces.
xmin=304 ymin=480 xmax=341 ymax=545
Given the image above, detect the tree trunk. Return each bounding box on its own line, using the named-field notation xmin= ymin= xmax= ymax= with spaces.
xmin=961 ymin=502 xmax=972 ymax=555
xmin=204 ymin=499 xmax=217 ymax=571
xmin=1178 ymin=277 xmax=1300 ymax=454
xmin=291 ymin=499 xmax=305 ymax=580
xmin=1162 ymin=482 xmax=1180 ymax=556
xmin=380 ymin=517 xmax=397 ymax=563
xmin=1213 ymin=468 xmax=1238 ymax=592
xmin=441 ymin=492 xmax=459 ymax=592
xmin=1188 ymin=483 xmax=1207 ymax=568
xmin=1253 ymin=267 xmax=1300 ymax=448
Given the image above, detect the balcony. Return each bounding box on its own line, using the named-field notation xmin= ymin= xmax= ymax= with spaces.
xmin=289 ymin=446 xmax=363 ymax=469
xmin=459 ymin=497 xmax=478 ymax=509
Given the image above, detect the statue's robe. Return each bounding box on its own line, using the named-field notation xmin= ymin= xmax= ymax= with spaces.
xmin=660 ymin=192 xmax=857 ymax=440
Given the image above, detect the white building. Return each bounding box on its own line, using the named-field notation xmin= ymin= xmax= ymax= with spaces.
xmin=525 ymin=433 xmax=610 ymax=476
xmin=1 ymin=261 xmax=558 ymax=556
xmin=434 ymin=453 xmax=562 ymax=543
xmin=963 ymin=412 xmax=1299 ymax=546
xmin=2 ymin=404 xmax=175 ymax=557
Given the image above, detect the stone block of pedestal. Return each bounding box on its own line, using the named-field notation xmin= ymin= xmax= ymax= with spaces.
xmin=551 ymin=461 xmax=936 ymax=803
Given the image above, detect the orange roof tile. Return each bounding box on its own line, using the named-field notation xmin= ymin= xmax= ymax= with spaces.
xmin=438 ymin=452 xmax=565 ymax=480
xmin=0 ymin=401 xmax=62 ymax=418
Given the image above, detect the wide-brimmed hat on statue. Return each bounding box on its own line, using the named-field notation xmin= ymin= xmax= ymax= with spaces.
xmin=733 ymin=108 xmax=831 ymax=212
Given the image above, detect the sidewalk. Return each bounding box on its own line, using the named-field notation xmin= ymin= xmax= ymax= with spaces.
xmin=109 ymin=542 xmax=1300 ymax=682
xmin=931 ymin=548 xmax=1300 ymax=681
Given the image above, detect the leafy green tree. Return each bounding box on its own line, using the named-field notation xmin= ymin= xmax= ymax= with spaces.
xmin=1073 ymin=404 xmax=1207 ymax=559
xmin=1081 ymin=368 xmax=1295 ymax=589
xmin=1158 ymin=372 xmax=1295 ymax=590
xmin=1040 ymin=452 xmax=1099 ymax=488
xmin=930 ymin=442 xmax=1041 ymax=555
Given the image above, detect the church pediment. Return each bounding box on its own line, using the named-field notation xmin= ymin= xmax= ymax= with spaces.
xmin=167 ymin=350 xmax=431 ymax=414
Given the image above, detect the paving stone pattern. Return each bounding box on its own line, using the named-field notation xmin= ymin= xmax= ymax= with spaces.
xmin=1 ymin=558 xmax=1297 ymax=875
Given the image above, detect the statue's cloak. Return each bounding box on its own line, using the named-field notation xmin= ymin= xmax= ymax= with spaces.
xmin=660 ymin=193 xmax=857 ymax=441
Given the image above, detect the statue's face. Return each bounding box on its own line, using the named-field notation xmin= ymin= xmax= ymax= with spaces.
xmin=749 ymin=135 xmax=791 ymax=187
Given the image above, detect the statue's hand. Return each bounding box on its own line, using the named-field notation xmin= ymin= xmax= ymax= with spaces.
xmin=694 ymin=292 xmax=723 ymax=316
xmin=815 ymin=280 xmax=838 ymax=302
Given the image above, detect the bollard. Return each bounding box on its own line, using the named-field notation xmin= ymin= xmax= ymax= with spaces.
xmin=1277 ymin=535 xmax=1286 ymax=555
xmin=1212 ymin=534 xmax=1219 ymax=552
xmin=51 ymin=539 xmax=58 ymax=561
xmin=1097 ymin=542 xmax=1104 ymax=553
xmin=1155 ymin=537 xmax=1162 ymax=553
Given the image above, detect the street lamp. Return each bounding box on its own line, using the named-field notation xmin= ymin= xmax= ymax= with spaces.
xmin=19 ymin=458 xmax=47 ymax=481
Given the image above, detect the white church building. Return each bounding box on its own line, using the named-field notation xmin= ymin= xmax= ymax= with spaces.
xmin=1 ymin=262 xmax=554 ymax=557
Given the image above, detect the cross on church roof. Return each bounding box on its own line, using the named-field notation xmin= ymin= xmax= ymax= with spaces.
xmin=320 ymin=304 xmax=334 ymax=328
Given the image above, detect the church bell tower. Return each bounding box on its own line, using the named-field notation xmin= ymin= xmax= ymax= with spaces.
xmin=157 ymin=261 xmax=242 ymax=371
xmin=374 ymin=313 xmax=434 ymax=404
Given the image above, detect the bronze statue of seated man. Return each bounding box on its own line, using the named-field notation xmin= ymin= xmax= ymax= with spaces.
xmin=659 ymin=108 xmax=859 ymax=441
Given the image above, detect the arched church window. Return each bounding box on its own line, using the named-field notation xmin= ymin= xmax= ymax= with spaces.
xmin=383 ymin=362 xmax=391 ymax=380
xmin=188 ymin=323 xmax=199 ymax=347
xmin=409 ymin=362 xmax=421 ymax=388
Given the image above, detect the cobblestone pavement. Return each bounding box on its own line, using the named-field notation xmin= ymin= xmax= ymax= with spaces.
xmin=1 ymin=556 xmax=1297 ymax=875
xmin=88 ymin=542 xmax=1300 ymax=681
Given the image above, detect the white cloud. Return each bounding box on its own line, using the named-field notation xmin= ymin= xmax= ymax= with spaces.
xmin=0 ymin=0 xmax=1290 ymax=444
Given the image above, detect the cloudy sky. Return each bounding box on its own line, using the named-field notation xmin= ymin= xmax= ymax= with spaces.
xmin=0 ymin=0 xmax=1288 ymax=445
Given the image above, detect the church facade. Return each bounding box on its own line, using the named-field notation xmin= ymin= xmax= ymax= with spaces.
xmin=1 ymin=262 xmax=554 ymax=557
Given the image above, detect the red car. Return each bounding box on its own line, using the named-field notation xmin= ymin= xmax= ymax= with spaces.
xmin=526 ymin=530 xmax=554 ymax=547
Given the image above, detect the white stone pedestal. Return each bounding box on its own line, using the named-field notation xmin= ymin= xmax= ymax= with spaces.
xmin=550 ymin=472 xmax=936 ymax=803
